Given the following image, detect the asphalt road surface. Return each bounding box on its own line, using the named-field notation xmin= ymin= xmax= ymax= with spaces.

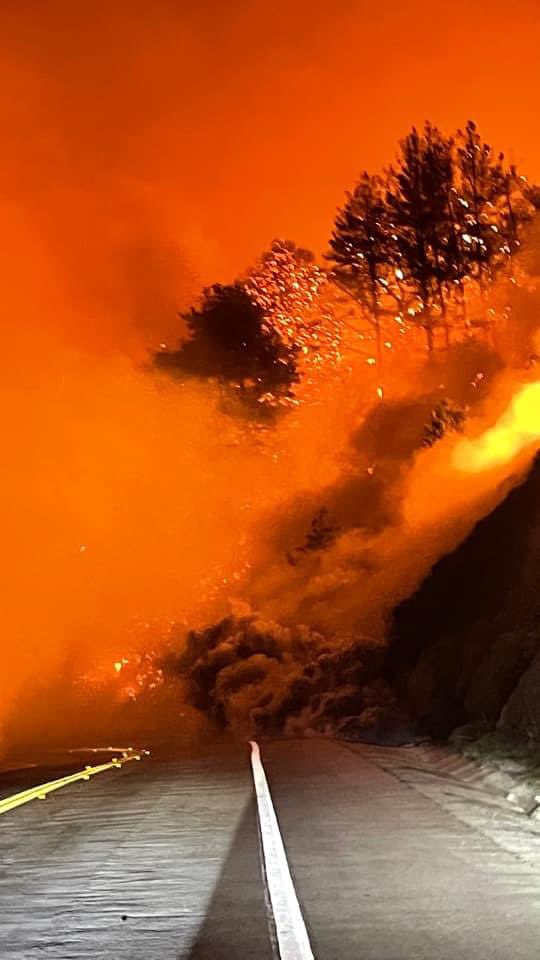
xmin=1 ymin=738 xmax=540 ymax=959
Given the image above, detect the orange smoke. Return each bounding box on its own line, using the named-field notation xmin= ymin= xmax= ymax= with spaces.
xmin=2 ymin=0 xmax=540 ymax=309
xmin=1 ymin=324 xmax=364 ymax=739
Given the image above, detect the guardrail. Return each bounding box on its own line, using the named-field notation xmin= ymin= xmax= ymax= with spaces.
xmin=0 ymin=748 xmax=147 ymax=816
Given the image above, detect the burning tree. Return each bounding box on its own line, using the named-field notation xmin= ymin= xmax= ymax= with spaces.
xmin=329 ymin=120 xmax=536 ymax=357
xmin=385 ymin=124 xmax=457 ymax=353
xmin=244 ymin=239 xmax=344 ymax=376
xmin=155 ymin=282 xmax=299 ymax=406
xmin=456 ymin=121 xmax=504 ymax=287
xmin=455 ymin=121 xmax=533 ymax=284
xmin=156 ymin=243 xmax=351 ymax=412
xmin=327 ymin=173 xmax=398 ymax=364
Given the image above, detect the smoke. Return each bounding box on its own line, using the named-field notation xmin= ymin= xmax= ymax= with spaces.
xmin=4 ymin=2 xmax=540 ymax=749
xmin=3 ymin=310 xmax=372 ymax=749
xmin=166 ymin=613 xmax=385 ymax=736
xmin=5 ymin=289 xmax=540 ymax=749
xmin=158 ymin=352 xmax=540 ymax=738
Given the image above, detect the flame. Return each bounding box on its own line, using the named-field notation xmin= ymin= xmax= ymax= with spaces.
xmin=454 ymin=381 xmax=540 ymax=472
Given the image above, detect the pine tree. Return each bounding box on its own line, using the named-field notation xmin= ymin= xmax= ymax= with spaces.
xmin=155 ymin=283 xmax=299 ymax=404
xmin=489 ymin=157 xmax=534 ymax=261
xmin=327 ymin=120 xmax=537 ymax=358
xmin=455 ymin=121 xmax=504 ymax=284
xmin=454 ymin=122 xmax=536 ymax=338
xmin=327 ymin=173 xmax=394 ymax=362
xmin=386 ymin=126 xmax=452 ymax=353
xmin=419 ymin=124 xmax=461 ymax=346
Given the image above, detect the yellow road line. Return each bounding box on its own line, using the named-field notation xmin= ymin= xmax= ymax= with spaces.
xmin=0 ymin=751 xmax=143 ymax=816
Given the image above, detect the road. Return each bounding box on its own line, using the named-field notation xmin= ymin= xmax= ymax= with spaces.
xmin=1 ymin=738 xmax=540 ymax=959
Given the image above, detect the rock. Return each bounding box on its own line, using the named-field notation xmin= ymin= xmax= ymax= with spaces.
xmin=496 ymin=759 xmax=528 ymax=775
xmin=465 ymin=630 xmax=539 ymax=724
xmin=506 ymin=783 xmax=539 ymax=815
xmin=405 ymin=627 xmax=488 ymax=737
xmin=499 ymin=650 xmax=540 ymax=741
xmin=337 ymin=704 xmax=417 ymax=747
xmin=449 ymin=722 xmax=491 ymax=750
xmin=387 ymin=455 xmax=540 ymax=745
xmin=480 ymin=770 xmax=516 ymax=793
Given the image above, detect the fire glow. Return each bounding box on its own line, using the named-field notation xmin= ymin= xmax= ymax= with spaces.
xmin=4 ymin=2 xmax=540 ymax=748
xmin=453 ymin=381 xmax=540 ymax=473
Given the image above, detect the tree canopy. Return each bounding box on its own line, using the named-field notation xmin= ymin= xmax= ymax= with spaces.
xmin=156 ymin=119 xmax=538 ymax=417
xmin=328 ymin=120 xmax=536 ymax=354
xmin=155 ymin=282 xmax=299 ymax=404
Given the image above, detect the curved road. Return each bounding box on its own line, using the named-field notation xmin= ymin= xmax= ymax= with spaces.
xmin=1 ymin=739 xmax=540 ymax=959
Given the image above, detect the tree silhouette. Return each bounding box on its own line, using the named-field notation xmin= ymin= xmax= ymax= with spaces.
xmin=489 ymin=156 xmax=534 ymax=262
xmin=386 ymin=124 xmax=460 ymax=353
xmin=419 ymin=124 xmax=463 ymax=345
xmin=329 ymin=120 xmax=537 ymax=359
xmin=327 ymin=173 xmax=395 ymax=363
xmin=155 ymin=283 xmax=299 ymax=404
xmin=454 ymin=121 xmax=535 ymax=338
xmin=455 ymin=121 xmax=504 ymax=285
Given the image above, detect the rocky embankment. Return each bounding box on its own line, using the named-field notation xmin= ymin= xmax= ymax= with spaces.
xmin=386 ymin=453 xmax=540 ymax=744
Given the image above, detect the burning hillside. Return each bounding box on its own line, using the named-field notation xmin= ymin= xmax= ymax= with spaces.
xmin=7 ymin=353 xmax=538 ymax=751
xmin=3 ymin=106 xmax=540 ymax=753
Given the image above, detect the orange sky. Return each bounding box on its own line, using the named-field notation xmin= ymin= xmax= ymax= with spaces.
xmin=1 ymin=0 xmax=540 ymax=351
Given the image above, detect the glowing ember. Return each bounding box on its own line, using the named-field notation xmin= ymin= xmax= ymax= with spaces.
xmin=244 ymin=240 xmax=345 ymax=381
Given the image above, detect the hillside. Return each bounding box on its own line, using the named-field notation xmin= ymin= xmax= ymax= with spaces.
xmin=387 ymin=454 xmax=540 ymax=740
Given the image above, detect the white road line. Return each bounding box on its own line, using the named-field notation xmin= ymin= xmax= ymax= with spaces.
xmin=249 ymin=740 xmax=315 ymax=960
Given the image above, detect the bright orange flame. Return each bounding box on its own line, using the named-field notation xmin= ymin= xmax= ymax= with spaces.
xmin=454 ymin=381 xmax=540 ymax=472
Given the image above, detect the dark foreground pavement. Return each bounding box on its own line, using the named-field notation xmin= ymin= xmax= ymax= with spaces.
xmin=1 ymin=738 xmax=540 ymax=959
